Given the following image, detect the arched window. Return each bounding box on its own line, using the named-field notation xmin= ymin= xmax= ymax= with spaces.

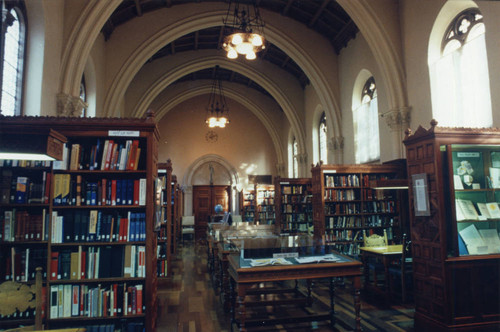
xmin=1 ymin=1 xmax=26 ymax=116
xmin=292 ymin=136 xmax=298 ymax=178
xmin=429 ymin=8 xmax=492 ymax=127
xmin=318 ymin=112 xmax=328 ymax=164
xmin=80 ymin=75 xmax=87 ymax=117
xmin=353 ymin=77 xmax=380 ymax=164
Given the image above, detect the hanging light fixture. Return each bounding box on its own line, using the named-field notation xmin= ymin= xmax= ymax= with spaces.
xmin=206 ymin=65 xmax=230 ymax=128
xmin=222 ymin=0 xmax=266 ymax=60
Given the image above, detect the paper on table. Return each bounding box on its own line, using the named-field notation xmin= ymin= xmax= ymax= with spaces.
xmin=479 ymin=229 xmax=500 ymax=254
xmin=295 ymin=254 xmax=342 ymax=264
xmin=249 ymin=258 xmax=293 ymax=267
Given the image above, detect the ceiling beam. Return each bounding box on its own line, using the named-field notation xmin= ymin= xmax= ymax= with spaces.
xmin=309 ymin=0 xmax=329 ymax=27
xmin=194 ymin=31 xmax=199 ymax=50
xmin=134 ymin=0 xmax=143 ymax=16
xmin=217 ymin=26 xmax=224 ymax=50
xmin=170 ymin=41 xmax=176 ymax=55
xmin=281 ymin=56 xmax=290 ymax=68
xmin=282 ymin=0 xmax=294 ymax=16
xmin=229 ymin=71 xmax=236 ymax=82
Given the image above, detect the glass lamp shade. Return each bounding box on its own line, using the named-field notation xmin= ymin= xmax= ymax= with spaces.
xmin=223 ymin=32 xmax=265 ymax=60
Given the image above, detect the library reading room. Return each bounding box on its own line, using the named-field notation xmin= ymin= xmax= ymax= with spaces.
xmin=1 ymin=1 xmax=500 ymax=331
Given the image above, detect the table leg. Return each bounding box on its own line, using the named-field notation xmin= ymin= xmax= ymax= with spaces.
xmin=329 ymin=277 xmax=336 ymax=329
xmin=230 ymin=278 xmax=236 ymax=331
xmin=353 ymin=276 xmax=362 ymax=331
xmin=383 ymin=256 xmax=390 ymax=303
xmin=306 ymin=279 xmax=313 ymax=306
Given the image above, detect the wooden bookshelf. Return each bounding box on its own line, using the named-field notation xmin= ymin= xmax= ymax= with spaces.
xmin=274 ymin=177 xmax=313 ymax=234
xmin=0 ymin=114 xmax=159 ymax=332
xmin=241 ymin=189 xmax=255 ymax=222
xmin=311 ymin=163 xmax=403 ymax=257
xmin=157 ymin=160 xmax=172 ymax=280
xmin=255 ymin=184 xmax=275 ymax=225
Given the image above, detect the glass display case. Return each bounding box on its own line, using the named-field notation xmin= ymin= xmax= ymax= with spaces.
xmin=444 ymin=144 xmax=500 ymax=256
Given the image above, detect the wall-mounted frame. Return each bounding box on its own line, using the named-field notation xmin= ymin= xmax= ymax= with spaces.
xmin=412 ymin=173 xmax=431 ymax=216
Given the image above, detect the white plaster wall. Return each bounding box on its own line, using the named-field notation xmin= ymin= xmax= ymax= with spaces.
xmin=401 ymin=0 xmax=500 ymax=131
xmin=338 ymin=34 xmax=391 ymax=164
xmin=157 ymin=94 xmax=278 ymax=188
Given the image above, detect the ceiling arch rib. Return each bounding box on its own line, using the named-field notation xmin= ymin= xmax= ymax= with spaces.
xmin=153 ymin=83 xmax=285 ymax=166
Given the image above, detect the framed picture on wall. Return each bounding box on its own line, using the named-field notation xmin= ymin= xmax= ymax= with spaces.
xmin=412 ymin=173 xmax=431 ymax=216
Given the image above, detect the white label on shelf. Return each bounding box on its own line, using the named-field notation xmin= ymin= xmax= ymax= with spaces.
xmin=158 ymin=169 xmax=167 ymax=173
xmin=324 ymin=170 xmax=337 ymax=174
xmin=457 ymin=152 xmax=480 ymax=158
xmin=108 ymin=130 xmax=140 ymax=137
xmin=280 ymin=182 xmax=290 ymax=185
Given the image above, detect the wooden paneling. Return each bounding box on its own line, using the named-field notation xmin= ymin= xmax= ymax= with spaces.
xmin=193 ymin=185 xmax=229 ymax=240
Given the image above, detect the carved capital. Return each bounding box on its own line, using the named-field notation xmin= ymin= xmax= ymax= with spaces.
xmin=381 ymin=106 xmax=411 ymax=131
xmin=296 ymin=153 xmax=308 ymax=165
xmin=328 ymin=136 xmax=344 ymax=151
xmin=57 ymin=93 xmax=88 ymax=117
xmin=183 ymin=185 xmax=193 ymax=194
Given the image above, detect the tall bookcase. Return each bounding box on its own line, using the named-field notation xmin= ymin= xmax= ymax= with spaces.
xmin=241 ymin=189 xmax=255 ymax=222
xmin=311 ymin=164 xmax=403 ymax=256
xmin=255 ymin=184 xmax=275 ymax=225
xmin=0 ymin=115 xmax=159 ymax=332
xmin=0 ymin=159 xmax=52 ymax=328
xmin=170 ymin=175 xmax=178 ymax=255
xmin=274 ymin=177 xmax=313 ymax=234
xmin=404 ymin=121 xmax=500 ymax=331
xmin=157 ymin=161 xmax=172 ymax=280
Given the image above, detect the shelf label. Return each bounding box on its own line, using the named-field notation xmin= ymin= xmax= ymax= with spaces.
xmin=457 ymin=152 xmax=480 ymax=158
xmin=324 ymin=170 xmax=337 ymax=174
xmin=280 ymin=182 xmax=290 ymax=185
xmin=108 ymin=130 xmax=140 ymax=137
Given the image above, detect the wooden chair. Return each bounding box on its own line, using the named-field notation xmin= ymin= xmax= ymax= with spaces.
xmin=388 ymin=233 xmax=413 ymax=303
xmin=181 ymin=216 xmax=195 ymax=244
xmin=362 ymin=230 xmax=388 ymax=291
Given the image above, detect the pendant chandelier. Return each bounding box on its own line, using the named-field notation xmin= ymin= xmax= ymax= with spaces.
xmin=222 ymin=1 xmax=266 ymax=60
xmin=206 ymin=65 xmax=229 ymax=128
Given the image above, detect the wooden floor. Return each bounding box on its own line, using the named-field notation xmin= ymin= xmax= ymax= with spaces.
xmin=156 ymin=241 xmax=415 ymax=332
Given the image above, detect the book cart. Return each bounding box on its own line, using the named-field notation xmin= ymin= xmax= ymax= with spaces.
xmin=0 ymin=114 xmax=159 ymax=332
xmin=404 ymin=121 xmax=500 ymax=331
xmin=274 ymin=177 xmax=313 ymax=234
xmin=311 ymin=163 xmax=403 ymax=257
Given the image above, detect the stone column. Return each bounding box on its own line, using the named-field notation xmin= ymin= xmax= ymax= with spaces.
xmin=381 ymin=106 xmax=411 ymax=159
xmin=57 ymin=93 xmax=88 ymax=117
xmin=276 ymin=163 xmax=286 ymax=178
xmin=328 ymin=136 xmax=344 ymax=164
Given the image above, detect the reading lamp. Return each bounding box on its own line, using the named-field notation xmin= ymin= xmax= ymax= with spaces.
xmin=0 ymin=128 xmax=67 ymax=161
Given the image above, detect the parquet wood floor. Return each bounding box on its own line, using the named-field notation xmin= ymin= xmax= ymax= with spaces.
xmin=156 ymin=242 xmax=415 ymax=332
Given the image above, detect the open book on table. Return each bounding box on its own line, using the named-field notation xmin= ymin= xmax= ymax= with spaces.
xmin=249 ymin=257 xmax=293 ymax=267
xmin=295 ymin=254 xmax=342 ymax=264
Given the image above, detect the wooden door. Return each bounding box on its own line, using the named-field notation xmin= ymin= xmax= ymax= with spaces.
xmin=193 ymin=185 xmax=229 ymax=241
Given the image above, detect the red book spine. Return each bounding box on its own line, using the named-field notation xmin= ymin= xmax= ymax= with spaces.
xmin=133 ymin=179 xmax=140 ymax=205
xmin=44 ymin=173 xmax=51 ymax=204
xmin=101 ymin=178 xmax=107 ymax=206
xmin=136 ymin=285 xmax=143 ymax=314
xmin=127 ymin=140 xmax=139 ymax=170
xmin=50 ymin=251 xmax=59 ymax=280
xmin=111 ymin=180 xmax=117 ymax=206
xmin=104 ymin=141 xmax=114 ymax=170
xmin=80 ymin=251 xmax=86 ymax=279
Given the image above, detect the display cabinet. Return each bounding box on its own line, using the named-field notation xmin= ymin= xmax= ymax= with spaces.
xmin=404 ymin=120 xmax=500 ymax=331
xmin=255 ymin=184 xmax=275 ymax=225
xmin=311 ymin=163 xmax=403 ymax=257
xmin=274 ymin=177 xmax=313 ymax=234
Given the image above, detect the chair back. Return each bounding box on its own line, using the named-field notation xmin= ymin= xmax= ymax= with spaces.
xmin=401 ymin=233 xmax=412 ymax=268
xmin=182 ymin=216 xmax=195 ymax=227
xmin=363 ymin=229 xmax=388 ymax=247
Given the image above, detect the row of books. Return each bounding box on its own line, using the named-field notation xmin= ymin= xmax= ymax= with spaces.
xmin=50 ymin=282 xmax=143 ymax=319
xmin=50 ymin=245 xmax=146 ymax=280
xmin=324 ymin=230 xmax=362 ymax=243
xmin=1 ymin=247 xmax=47 ymax=282
xmin=281 ymin=194 xmax=310 ymax=204
xmin=0 ymin=170 xmax=51 ymax=204
xmin=282 ymin=203 xmax=312 ymax=214
xmin=257 ymin=198 xmax=275 ymax=205
xmin=362 ymin=174 xmax=389 ymax=187
xmin=53 ymin=175 xmax=146 ymax=207
xmin=157 ymin=260 xmax=168 ymax=278
xmin=365 ymin=200 xmax=397 ymax=213
xmin=284 ymin=213 xmax=311 ymax=223
xmin=1 ymin=209 xmax=49 ymax=242
xmin=54 ymin=139 xmax=142 ymax=171
xmin=51 ymin=210 xmax=146 ymax=244
xmin=282 ymin=222 xmax=311 ymax=233
xmin=326 ymin=242 xmax=361 ymax=256
xmin=0 ymin=160 xmax=52 ymax=168
xmin=325 ymin=174 xmax=360 ymax=188
xmin=257 ymin=190 xmax=275 ymax=198
xmin=326 ymin=216 xmax=362 ymax=229
xmin=365 ymin=216 xmax=395 ymax=228
xmin=281 ymin=185 xmax=307 ymax=195
xmin=84 ymin=323 xmax=144 ymax=332
xmin=362 ymin=188 xmax=392 ymax=201
xmin=324 ymin=188 xmax=359 ymax=201
xmin=325 ymin=202 xmax=361 ymax=215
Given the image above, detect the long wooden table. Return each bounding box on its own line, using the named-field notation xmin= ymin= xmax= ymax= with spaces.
xmin=227 ymin=253 xmax=363 ymax=332
xmin=359 ymin=244 xmax=403 ymax=303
